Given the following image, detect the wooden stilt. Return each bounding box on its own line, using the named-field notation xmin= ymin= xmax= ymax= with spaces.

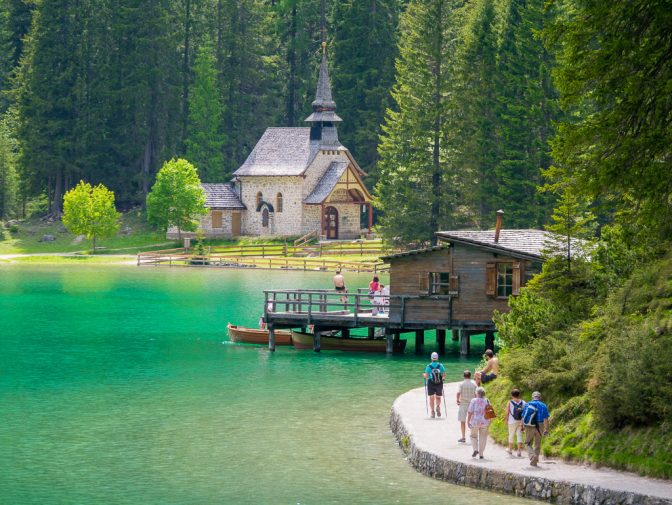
xmin=268 ymin=326 xmax=276 ymax=352
xmin=342 ymin=328 xmax=350 ymax=338
xmin=459 ymin=328 xmax=469 ymax=357
xmin=368 ymin=327 xmax=375 ymax=338
xmin=385 ymin=329 xmax=393 ymax=353
xmin=313 ymin=330 xmax=321 ymax=352
xmin=451 ymin=329 xmax=459 ymax=342
xmin=485 ymin=330 xmax=495 ymax=351
xmin=415 ymin=330 xmax=424 ymax=354
xmin=436 ymin=329 xmax=446 ymax=353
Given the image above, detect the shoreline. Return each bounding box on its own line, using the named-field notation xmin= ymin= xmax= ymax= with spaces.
xmin=0 ymin=254 xmax=137 ymax=265
xmin=390 ymin=384 xmax=672 ymax=505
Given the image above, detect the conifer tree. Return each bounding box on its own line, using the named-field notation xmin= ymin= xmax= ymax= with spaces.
xmin=454 ymin=0 xmax=500 ymax=228
xmin=375 ymin=0 xmax=467 ymax=245
xmin=185 ymin=42 xmax=225 ymax=182
xmin=331 ymin=0 xmax=400 ymax=180
xmin=492 ymin=0 xmax=558 ymax=228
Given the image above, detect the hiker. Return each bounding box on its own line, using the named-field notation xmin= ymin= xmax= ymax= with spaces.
xmin=466 ymin=386 xmax=492 ymax=459
xmin=505 ymin=388 xmax=526 ymax=457
xmin=456 ymin=370 xmax=477 ymax=443
xmin=522 ymin=391 xmax=550 ymax=467
xmin=423 ymin=352 xmax=445 ymax=418
xmin=333 ymin=269 xmax=347 ymax=303
xmin=478 ymin=349 xmax=499 ymax=383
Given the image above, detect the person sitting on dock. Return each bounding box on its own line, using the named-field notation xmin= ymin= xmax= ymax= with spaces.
xmin=333 ymin=269 xmax=348 ymax=303
xmin=423 ymin=352 xmax=445 ymax=418
xmin=456 ymin=370 xmax=477 ymax=443
xmin=478 ymin=349 xmax=499 ymax=383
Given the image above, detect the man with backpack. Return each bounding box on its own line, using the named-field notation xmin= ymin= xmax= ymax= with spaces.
xmin=505 ymin=388 xmax=526 ymax=456
xmin=423 ymin=352 xmax=445 ymax=418
xmin=521 ymin=391 xmax=550 ymax=466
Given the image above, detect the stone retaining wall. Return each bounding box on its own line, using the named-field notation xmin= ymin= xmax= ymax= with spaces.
xmin=389 ymin=408 xmax=671 ymax=505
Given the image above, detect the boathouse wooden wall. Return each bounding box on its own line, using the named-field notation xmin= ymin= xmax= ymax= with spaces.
xmin=388 ymin=245 xmax=536 ymax=330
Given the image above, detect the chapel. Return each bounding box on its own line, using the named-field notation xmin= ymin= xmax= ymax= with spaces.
xmin=188 ymin=43 xmax=373 ymax=240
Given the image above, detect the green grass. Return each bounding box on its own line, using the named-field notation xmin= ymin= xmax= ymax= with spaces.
xmin=0 ymin=210 xmax=176 ymax=255
xmin=485 ymin=377 xmax=672 ymax=479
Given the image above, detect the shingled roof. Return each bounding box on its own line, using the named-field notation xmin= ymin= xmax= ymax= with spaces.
xmin=202 ymin=183 xmax=245 ymax=210
xmin=233 ymin=128 xmax=328 ymax=177
xmin=304 ymin=161 xmax=348 ymax=204
xmin=436 ymin=229 xmax=554 ymax=260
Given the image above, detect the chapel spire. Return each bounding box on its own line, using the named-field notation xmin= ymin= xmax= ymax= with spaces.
xmin=305 ymin=42 xmax=342 ymax=125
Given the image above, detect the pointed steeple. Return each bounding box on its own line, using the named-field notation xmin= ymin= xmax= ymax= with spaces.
xmin=305 ymin=42 xmax=342 ymax=124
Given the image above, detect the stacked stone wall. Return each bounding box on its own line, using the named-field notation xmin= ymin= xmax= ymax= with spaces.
xmin=389 ymin=408 xmax=671 ymax=505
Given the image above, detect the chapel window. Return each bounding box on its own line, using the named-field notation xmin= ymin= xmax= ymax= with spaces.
xmin=256 ymin=192 xmax=263 ymax=209
xmin=276 ymin=193 xmax=283 ymax=213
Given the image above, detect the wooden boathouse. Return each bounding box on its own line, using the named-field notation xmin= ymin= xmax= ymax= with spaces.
xmin=263 ymin=212 xmax=552 ymax=355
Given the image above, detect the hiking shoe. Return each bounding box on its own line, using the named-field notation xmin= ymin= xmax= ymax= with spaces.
xmin=506 ymin=449 xmax=512 ymax=455
xmin=472 ymin=450 xmax=478 ymax=458
xmin=436 ymin=407 xmax=441 ymax=417
xmin=457 ymin=438 xmax=466 ymax=443
xmin=479 ymin=455 xmax=484 ymax=459
xmin=517 ymin=451 xmax=522 ymax=457
xmin=430 ymin=411 xmax=435 ymax=418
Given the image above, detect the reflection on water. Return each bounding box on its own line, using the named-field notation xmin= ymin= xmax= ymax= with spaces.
xmin=0 ymin=265 xmax=526 ymax=504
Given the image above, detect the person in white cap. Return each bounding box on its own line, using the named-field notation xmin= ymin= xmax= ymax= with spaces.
xmin=423 ymin=352 xmax=445 ymax=418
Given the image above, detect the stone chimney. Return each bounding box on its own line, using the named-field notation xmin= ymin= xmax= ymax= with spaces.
xmin=494 ymin=210 xmax=504 ymax=243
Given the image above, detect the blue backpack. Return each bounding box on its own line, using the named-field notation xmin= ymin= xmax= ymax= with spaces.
xmin=522 ymin=403 xmax=539 ymax=426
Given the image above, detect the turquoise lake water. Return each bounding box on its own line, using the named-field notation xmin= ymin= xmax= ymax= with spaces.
xmin=0 ymin=265 xmax=526 ymax=504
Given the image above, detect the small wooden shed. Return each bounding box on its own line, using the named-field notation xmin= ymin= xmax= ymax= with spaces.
xmin=381 ymin=224 xmax=548 ymax=341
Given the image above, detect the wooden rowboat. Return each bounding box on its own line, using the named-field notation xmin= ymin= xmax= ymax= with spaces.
xmin=291 ymin=331 xmax=406 ymax=353
xmin=227 ymin=323 xmax=292 ymax=346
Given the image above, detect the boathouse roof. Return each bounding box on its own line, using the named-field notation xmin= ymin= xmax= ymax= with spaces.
xmin=202 ymin=183 xmax=246 ymax=209
xmin=304 ymin=161 xmax=349 ymax=204
xmin=436 ymin=229 xmax=553 ymax=260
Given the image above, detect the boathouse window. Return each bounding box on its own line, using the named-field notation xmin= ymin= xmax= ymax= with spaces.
xmin=429 ymin=272 xmax=450 ymax=295
xmin=262 ymin=208 xmax=269 ymax=227
xmin=256 ymin=192 xmax=263 ymax=209
xmin=276 ymin=193 xmax=283 ymax=212
xmin=497 ymin=263 xmax=513 ymax=297
xmin=486 ymin=262 xmax=521 ymax=297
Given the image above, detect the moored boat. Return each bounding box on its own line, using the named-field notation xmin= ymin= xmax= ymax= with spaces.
xmin=227 ymin=323 xmax=292 ymax=345
xmin=291 ymin=330 xmax=406 ymax=353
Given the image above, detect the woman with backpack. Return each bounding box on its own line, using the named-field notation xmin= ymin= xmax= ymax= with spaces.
xmin=466 ymin=386 xmax=493 ymax=459
xmin=505 ymin=388 xmax=526 ymax=457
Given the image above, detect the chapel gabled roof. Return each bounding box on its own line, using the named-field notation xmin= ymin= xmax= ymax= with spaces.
xmin=233 ymin=128 xmax=320 ymax=177
xmin=202 ymin=183 xmax=246 ymax=209
xmin=303 ymin=161 xmax=349 ymax=204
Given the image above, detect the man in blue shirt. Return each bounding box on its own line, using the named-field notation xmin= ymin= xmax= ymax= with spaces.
xmin=423 ymin=352 xmax=446 ymax=418
xmin=523 ymin=391 xmax=550 ymax=466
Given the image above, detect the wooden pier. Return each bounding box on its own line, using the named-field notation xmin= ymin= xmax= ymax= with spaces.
xmin=262 ymin=289 xmax=492 ymax=355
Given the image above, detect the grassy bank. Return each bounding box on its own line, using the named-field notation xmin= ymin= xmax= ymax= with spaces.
xmin=485 ymin=253 xmax=672 ymax=479
xmin=486 ymin=378 xmax=672 ymax=479
xmin=0 ymin=210 xmax=174 ymax=255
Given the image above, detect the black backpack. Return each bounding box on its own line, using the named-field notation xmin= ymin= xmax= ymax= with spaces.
xmin=510 ymin=400 xmax=524 ymax=421
xmin=429 ymin=364 xmax=443 ymax=384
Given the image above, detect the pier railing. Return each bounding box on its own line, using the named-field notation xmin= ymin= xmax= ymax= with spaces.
xmin=263 ymin=289 xmax=452 ymax=328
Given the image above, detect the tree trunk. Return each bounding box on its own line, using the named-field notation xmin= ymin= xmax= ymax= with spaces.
xmin=286 ymin=3 xmax=297 ymax=126
xmin=182 ymin=0 xmax=191 ymax=143
xmin=429 ymin=2 xmax=443 ymax=245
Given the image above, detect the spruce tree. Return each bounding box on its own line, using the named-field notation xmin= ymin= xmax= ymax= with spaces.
xmin=331 ymin=0 xmax=400 ymax=181
xmin=185 ymin=42 xmax=225 ymax=182
xmin=376 ymin=0 xmax=468 ymax=245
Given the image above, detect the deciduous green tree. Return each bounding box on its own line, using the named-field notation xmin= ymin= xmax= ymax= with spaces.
xmin=62 ymin=181 xmax=121 ymax=252
xmin=146 ymin=158 xmax=206 ymax=239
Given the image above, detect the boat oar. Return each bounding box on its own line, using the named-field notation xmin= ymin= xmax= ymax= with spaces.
xmin=423 ymin=378 xmax=429 ymax=417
